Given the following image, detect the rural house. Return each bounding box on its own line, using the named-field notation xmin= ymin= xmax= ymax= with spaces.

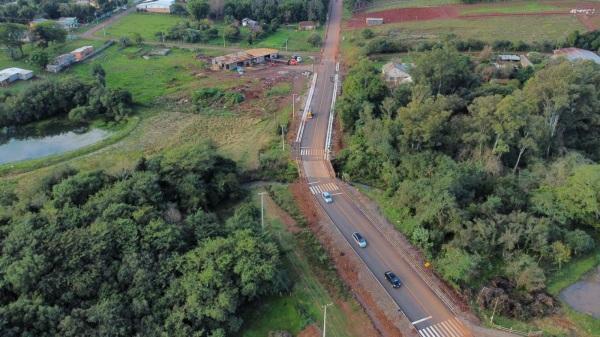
xmin=0 ymin=67 xmax=33 ymax=86
xmin=298 ymin=21 xmax=317 ymax=30
xmin=136 ymin=0 xmax=175 ymax=13
xmin=47 ymin=53 xmax=76 ymax=73
xmin=552 ymin=47 xmax=600 ymax=64
xmin=212 ymin=48 xmax=279 ymax=71
xmin=71 ymin=46 xmax=94 ymax=61
xmin=366 ymin=17 xmax=384 ymax=26
xmin=382 ymin=62 xmax=412 ymax=86
xmin=242 ymin=18 xmax=259 ymax=28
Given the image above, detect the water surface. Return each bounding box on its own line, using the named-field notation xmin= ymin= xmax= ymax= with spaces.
xmin=0 ymin=121 xmax=111 ymax=164
xmin=559 ymin=266 xmax=600 ymax=318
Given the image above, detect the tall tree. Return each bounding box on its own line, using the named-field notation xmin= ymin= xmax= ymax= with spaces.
xmin=0 ymin=23 xmax=27 ymax=59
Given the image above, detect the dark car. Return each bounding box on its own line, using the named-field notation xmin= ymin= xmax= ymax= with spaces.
xmin=384 ymin=271 xmax=402 ymax=288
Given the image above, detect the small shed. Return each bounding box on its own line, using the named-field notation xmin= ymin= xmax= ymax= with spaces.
xmin=366 ymin=17 xmax=384 ymax=26
xmin=47 ymin=53 xmax=76 ymax=73
xmin=520 ymin=54 xmax=533 ymax=68
xmin=497 ymin=54 xmax=520 ymax=62
xmin=242 ymin=18 xmax=259 ymax=28
xmin=71 ymin=45 xmax=94 ymax=61
xmin=0 ymin=67 xmax=33 ymax=86
xmin=382 ymin=62 xmax=412 ymax=86
xmin=298 ymin=21 xmax=317 ymax=30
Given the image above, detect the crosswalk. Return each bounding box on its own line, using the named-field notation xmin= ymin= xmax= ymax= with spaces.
xmin=300 ymin=148 xmax=324 ymax=156
xmin=309 ymin=182 xmax=339 ymax=195
xmin=417 ymin=318 xmax=468 ymax=337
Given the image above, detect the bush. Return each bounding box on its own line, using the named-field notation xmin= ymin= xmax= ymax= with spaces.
xmin=307 ymin=33 xmax=322 ymax=47
xmin=29 ymin=50 xmax=49 ymax=68
xmin=224 ymin=24 xmax=240 ymax=41
xmin=361 ymin=28 xmax=374 ymax=39
xmin=192 ymin=87 xmax=245 ymax=111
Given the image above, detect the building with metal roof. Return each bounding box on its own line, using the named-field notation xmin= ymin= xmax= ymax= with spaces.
xmin=0 ymin=67 xmax=33 ymax=86
xmin=212 ymin=49 xmax=279 ymax=71
xmin=553 ymin=48 xmax=600 ymax=64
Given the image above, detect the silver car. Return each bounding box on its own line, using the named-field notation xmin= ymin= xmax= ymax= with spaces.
xmin=322 ymin=191 xmax=333 ymax=203
xmin=352 ymin=232 xmax=367 ymax=248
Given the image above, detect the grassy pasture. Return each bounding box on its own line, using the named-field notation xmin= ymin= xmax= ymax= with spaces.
xmin=460 ymin=2 xmax=560 ymax=15
xmin=364 ymin=0 xmax=460 ymax=12
xmin=95 ymin=12 xmax=324 ymax=51
xmin=346 ymin=15 xmax=584 ymax=43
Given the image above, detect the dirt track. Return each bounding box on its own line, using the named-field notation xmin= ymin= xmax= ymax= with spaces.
xmin=346 ymin=1 xmax=600 ymax=30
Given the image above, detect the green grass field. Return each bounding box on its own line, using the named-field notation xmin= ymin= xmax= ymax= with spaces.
xmin=365 ymin=0 xmax=459 ymax=12
xmin=95 ymin=12 xmax=185 ymax=41
xmin=460 ymin=2 xmax=560 ymax=15
xmin=94 ymin=12 xmax=324 ymax=52
xmin=68 ymin=45 xmax=202 ymax=104
xmin=346 ymin=15 xmax=584 ymax=43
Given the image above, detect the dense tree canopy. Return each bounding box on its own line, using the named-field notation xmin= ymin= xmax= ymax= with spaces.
xmin=0 ymin=144 xmax=285 ymax=337
xmin=0 ymin=74 xmax=133 ymax=127
xmin=335 ymin=46 xmax=600 ymax=319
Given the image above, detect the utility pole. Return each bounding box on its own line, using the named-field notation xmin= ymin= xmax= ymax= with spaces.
xmin=281 ymin=125 xmax=286 ymax=150
xmin=258 ymin=192 xmax=266 ymax=231
xmin=322 ymin=303 xmax=333 ymax=337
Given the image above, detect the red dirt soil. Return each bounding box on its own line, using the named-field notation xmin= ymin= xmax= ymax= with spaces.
xmin=347 ymin=5 xmax=459 ymax=28
xmin=346 ymin=1 xmax=600 ymax=29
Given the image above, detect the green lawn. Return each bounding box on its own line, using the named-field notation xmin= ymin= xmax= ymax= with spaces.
xmin=93 ymin=12 xmax=323 ymax=52
xmin=94 ymin=12 xmax=185 ymax=41
xmin=460 ymin=2 xmax=560 ymax=15
xmin=68 ymin=45 xmax=202 ymax=104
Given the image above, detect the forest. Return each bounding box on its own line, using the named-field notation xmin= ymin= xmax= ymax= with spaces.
xmin=0 ymin=67 xmax=133 ymax=128
xmin=0 ymin=144 xmax=286 ymax=337
xmin=335 ymin=44 xmax=599 ymax=319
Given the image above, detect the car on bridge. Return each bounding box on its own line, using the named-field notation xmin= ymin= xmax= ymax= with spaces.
xmin=384 ymin=271 xmax=402 ymax=288
xmin=322 ymin=191 xmax=333 ymax=203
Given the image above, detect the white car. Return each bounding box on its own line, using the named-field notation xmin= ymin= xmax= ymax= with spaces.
xmin=322 ymin=191 xmax=333 ymax=204
xmin=352 ymin=232 xmax=367 ymax=248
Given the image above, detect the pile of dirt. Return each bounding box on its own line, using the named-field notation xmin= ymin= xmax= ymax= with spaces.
xmin=297 ymin=325 xmax=320 ymax=337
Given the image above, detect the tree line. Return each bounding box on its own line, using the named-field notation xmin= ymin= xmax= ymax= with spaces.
xmin=0 ymin=21 xmax=68 ymax=60
xmin=335 ymin=44 xmax=599 ymax=319
xmin=0 ymin=0 xmax=122 ymax=24
xmin=0 ymin=66 xmax=133 ymax=128
xmin=182 ymin=0 xmax=329 ymax=23
xmin=0 ymin=143 xmax=287 ymax=337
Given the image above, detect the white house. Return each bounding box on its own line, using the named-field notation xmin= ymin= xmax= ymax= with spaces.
xmin=382 ymin=62 xmax=412 ymax=86
xmin=0 ymin=67 xmax=33 ymax=86
xmin=136 ymin=0 xmax=174 ymax=13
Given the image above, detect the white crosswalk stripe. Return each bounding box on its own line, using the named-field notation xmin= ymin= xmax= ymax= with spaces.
xmin=308 ymin=182 xmax=339 ymax=195
xmin=417 ymin=318 xmax=468 ymax=337
xmin=300 ymin=148 xmax=324 ymax=156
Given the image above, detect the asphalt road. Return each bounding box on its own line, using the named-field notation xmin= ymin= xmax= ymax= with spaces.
xmin=297 ymin=1 xmax=473 ymax=337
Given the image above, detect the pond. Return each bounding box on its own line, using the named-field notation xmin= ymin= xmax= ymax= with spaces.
xmin=559 ymin=266 xmax=600 ymax=318
xmin=0 ymin=120 xmax=111 ymax=165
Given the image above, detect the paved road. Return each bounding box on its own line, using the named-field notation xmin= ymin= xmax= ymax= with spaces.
xmin=297 ymin=1 xmax=473 ymax=337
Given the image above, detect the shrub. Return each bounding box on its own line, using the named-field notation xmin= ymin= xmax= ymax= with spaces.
xmin=307 ymin=33 xmax=322 ymax=47
xmin=361 ymin=28 xmax=374 ymax=39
